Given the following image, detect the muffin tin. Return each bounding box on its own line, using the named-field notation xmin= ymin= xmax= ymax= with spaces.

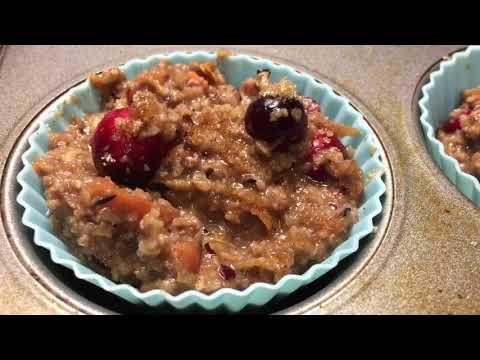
xmin=1 ymin=45 xmax=479 ymax=314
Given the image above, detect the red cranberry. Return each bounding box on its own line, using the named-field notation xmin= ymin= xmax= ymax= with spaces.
xmin=219 ymin=264 xmax=236 ymax=281
xmin=307 ymin=131 xmax=347 ymax=182
xmin=245 ymin=96 xmax=307 ymax=145
xmin=91 ymin=107 xmax=169 ymax=187
xmin=441 ymin=118 xmax=461 ymax=133
xmin=310 ymin=131 xmax=347 ymax=157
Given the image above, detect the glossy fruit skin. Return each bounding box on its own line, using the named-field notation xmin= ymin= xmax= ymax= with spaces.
xmin=245 ymin=96 xmax=307 ymax=144
xmin=91 ymin=107 xmax=169 ymax=187
xmin=219 ymin=264 xmax=236 ymax=281
xmin=307 ymin=131 xmax=347 ymax=182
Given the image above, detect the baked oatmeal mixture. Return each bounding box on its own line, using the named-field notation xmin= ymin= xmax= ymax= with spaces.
xmin=438 ymin=87 xmax=480 ymax=177
xmin=33 ymin=59 xmax=364 ymax=294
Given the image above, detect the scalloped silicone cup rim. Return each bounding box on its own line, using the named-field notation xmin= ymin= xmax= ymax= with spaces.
xmin=419 ymin=46 xmax=480 ymax=205
xmin=16 ymin=51 xmax=386 ymax=310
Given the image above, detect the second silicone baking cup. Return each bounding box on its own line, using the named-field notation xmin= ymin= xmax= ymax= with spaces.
xmin=419 ymin=46 xmax=480 ymax=206
xmin=17 ymin=52 xmax=386 ymax=311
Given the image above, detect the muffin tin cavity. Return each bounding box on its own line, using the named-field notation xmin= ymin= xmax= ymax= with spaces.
xmin=3 ymin=52 xmax=393 ymax=313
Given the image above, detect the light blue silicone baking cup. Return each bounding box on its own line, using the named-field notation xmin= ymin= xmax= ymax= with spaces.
xmin=16 ymin=51 xmax=386 ymax=312
xmin=419 ymin=46 xmax=480 ymax=206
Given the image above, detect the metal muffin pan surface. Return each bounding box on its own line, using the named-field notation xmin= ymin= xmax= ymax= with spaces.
xmin=0 ymin=45 xmax=478 ymax=314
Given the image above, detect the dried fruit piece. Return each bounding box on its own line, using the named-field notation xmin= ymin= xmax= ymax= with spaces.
xmin=219 ymin=264 xmax=236 ymax=281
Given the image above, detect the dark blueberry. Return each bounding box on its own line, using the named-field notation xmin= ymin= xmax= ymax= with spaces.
xmin=244 ymin=95 xmax=307 ymax=145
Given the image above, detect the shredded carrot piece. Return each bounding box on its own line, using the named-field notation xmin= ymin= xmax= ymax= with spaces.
xmin=86 ymin=178 xmax=152 ymax=221
xmin=173 ymin=242 xmax=201 ymax=273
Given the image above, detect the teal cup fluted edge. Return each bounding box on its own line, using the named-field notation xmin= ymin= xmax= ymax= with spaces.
xmin=419 ymin=46 xmax=480 ymax=206
xmin=16 ymin=51 xmax=386 ymax=312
